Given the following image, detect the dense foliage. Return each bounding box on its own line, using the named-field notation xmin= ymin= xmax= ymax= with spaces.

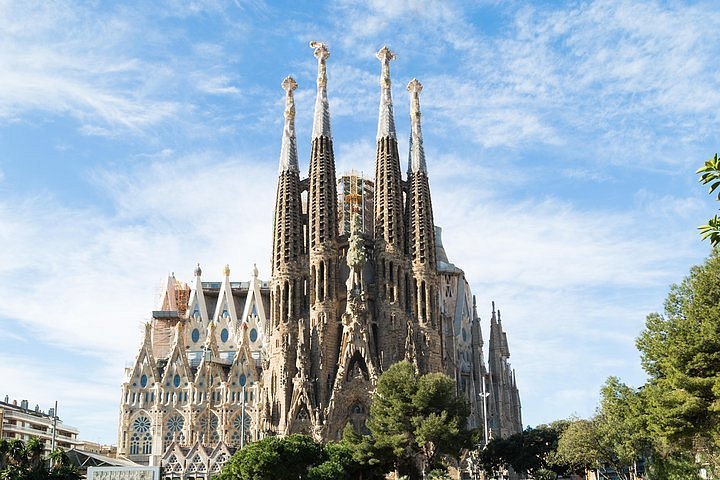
xmin=218 ymin=362 xmax=469 ymax=480
xmin=636 ymin=248 xmax=720 ymax=473
xmin=697 ymin=153 xmax=720 ymax=246
xmin=477 ymin=248 xmax=720 ymax=478
xmin=0 ymin=438 xmax=79 ymax=480
xmin=363 ymin=362 xmax=470 ymax=478
xmin=477 ymin=421 xmax=574 ymax=480
xmin=215 ymin=434 xmax=370 ymax=480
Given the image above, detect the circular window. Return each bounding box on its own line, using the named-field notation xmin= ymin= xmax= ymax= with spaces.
xmin=233 ymin=414 xmax=251 ymax=430
xmin=133 ymin=416 xmax=151 ymax=433
xmin=221 ymin=328 xmax=229 ymax=342
xmin=191 ymin=328 xmax=200 ymax=343
xmin=167 ymin=415 xmax=184 ymax=432
xmin=200 ymin=414 xmax=219 ymax=430
xmin=249 ymin=328 xmax=258 ymax=342
xmin=173 ymin=374 xmax=181 ymax=388
xmin=140 ymin=374 xmax=148 ymax=388
xmin=223 ymin=309 xmax=229 ymax=319
xmin=239 ymin=374 xmax=247 ymax=387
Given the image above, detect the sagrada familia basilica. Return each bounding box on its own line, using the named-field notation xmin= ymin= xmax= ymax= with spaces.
xmin=117 ymin=43 xmax=523 ymax=476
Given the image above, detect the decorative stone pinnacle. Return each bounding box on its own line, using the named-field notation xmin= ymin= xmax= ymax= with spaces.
xmin=376 ymin=46 xmax=395 ymax=88
xmin=310 ymin=41 xmax=332 ymax=139
xmin=407 ymin=78 xmax=422 ymax=94
xmin=252 ymin=263 xmax=258 ymax=278
xmin=282 ymin=76 xmax=298 ymax=93
xmin=310 ymin=41 xmax=330 ymax=62
xmin=376 ymin=46 xmax=397 ymax=140
xmin=281 ymin=76 xmax=297 ymax=120
xmin=376 ymin=46 xmax=395 ymax=64
xmin=194 ymin=263 xmax=202 ymax=277
xmin=279 ymin=76 xmax=299 ymax=172
xmin=407 ymin=78 xmax=426 ymax=173
xmin=224 ymin=264 xmax=231 ymax=277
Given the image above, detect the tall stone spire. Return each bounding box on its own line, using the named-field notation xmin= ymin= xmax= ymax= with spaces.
xmin=271 ymin=76 xmax=304 ymax=278
xmin=265 ymin=75 xmax=306 ymax=435
xmin=373 ymin=46 xmax=404 ymax=252
xmin=376 ymin=46 xmax=396 ymax=140
xmin=487 ymin=302 xmax=521 ymax=438
xmin=307 ymin=41 xmax=340 ymax=411
xmin=310 ymin=41 xmax=331 ymax=139
xmin=373 ymin=46 xmax=409 ymax=372
xmin=406 ymin=78 xmax=440 ymax=372
xmin=279 ymin=76 xmax=299 ymax=173
xmin=406 ymin=78 xmax=436 ymax=271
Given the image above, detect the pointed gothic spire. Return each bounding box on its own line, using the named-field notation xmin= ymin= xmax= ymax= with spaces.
xmin=376 ymin=46 xmax=396 ymax=140
xmin=310 ymin=41 xmax=331 ymax=139
xmin=279 ymin=76 xmax=299 ymax=172
xmin=407 ymin=78 xmax=427 ymax=174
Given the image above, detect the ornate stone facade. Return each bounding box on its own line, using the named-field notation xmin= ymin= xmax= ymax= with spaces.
xmin=117 ymin=43 xmax=522 ymax=478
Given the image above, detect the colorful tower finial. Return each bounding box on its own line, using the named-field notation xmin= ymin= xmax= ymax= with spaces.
xmin=310 ymin=41 xmax=331 ymax=139
xmin=376 ymin=46 xmax=396 ymax=140
xmin=279 ymin=76 xmax=299 ymax=173
xmin=223 ymin=264 xmax=231 ymax=277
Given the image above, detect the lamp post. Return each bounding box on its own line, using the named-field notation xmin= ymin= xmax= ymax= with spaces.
xmin=480 ymin=375 xmax=490 ymax=446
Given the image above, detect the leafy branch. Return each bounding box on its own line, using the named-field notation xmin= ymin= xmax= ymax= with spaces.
xmin=696 ymin=153 xmax=720 ymax=246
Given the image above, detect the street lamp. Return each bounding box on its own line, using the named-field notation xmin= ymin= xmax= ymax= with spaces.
xmin=480 ymin=376 xmax=490 ymax=447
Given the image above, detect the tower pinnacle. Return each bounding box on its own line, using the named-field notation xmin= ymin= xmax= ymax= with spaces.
xmin=407 ymin=78 xmax=427 ymax=174
xmin=376 ymin=46 xmax=396 ymax=140
xmin=310 ymin=41 xmax=331 ymax=139
xmin=279 ymin=76 xmax=299 ymax=173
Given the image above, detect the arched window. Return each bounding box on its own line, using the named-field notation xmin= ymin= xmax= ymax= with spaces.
xmin=165 ymin=414 xmax=184 ymax=448
xmin=164 ymin=431 xmax=173 ymax=450
xmin=142 ymin=432 xmax=152 ymax=454
xmin=131 ymin=415 xmax=152 ymax=456
xmin=129 ymin=433 xmax=140 ymax=455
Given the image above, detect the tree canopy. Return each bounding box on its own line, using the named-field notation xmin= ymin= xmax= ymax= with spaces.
xmin=364 ymin=362 xmax=470 ymax=478
xmin=478 ymin=421 xmax=573 ymax=480
xmin=636 ymin=249 xmax=720 ymax=452
xmin=0 ymin=439 xmax=79 ymax=480
xmin=217 ymin=434 xmax=330 ymax=480
xmin=697 ymin=153 xmax=720 ymax=246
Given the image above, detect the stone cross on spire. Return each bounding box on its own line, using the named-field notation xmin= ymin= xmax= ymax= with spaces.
xmin=310 ymin=41 xmax=331 ymax=139
xmin=407 ymin=78 xmax=427 ymax=174
xmin=376 ymin=46 xmax=396 ymax=140
xmin=278 ymin=76 xmax=299 ymax=173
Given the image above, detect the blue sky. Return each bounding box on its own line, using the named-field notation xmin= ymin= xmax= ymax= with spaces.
xmin=1 ymin=0 xmax=719 ymax=445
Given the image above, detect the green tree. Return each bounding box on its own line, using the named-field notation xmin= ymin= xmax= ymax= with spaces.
xmin=555 ymin=378 xmax=647 ymax=480
xmin=366 ymin=362 xmax=469 ymax=479
xmin=218 ymin=434 xmax=375 ymax=480
xmin=636 ymin=250 xmax=720 ymax=454
xmin=697 ymin=154 xmax=720 ymax=246
xmin=0 ymin=439 xmax=78 ymax=480
xmin=217 ymin=434 xmax=323 ymax=480
xmin=478 ymin=421 xmax=572 ymax=480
